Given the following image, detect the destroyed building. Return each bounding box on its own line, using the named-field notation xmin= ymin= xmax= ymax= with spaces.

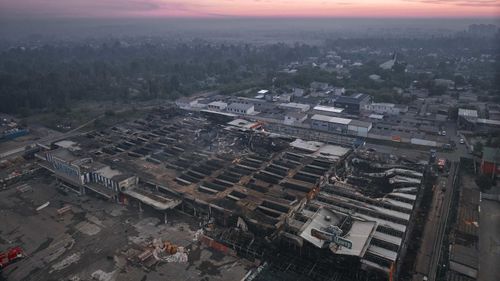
xmin=35 ymin=107 xmax=427 ymax=281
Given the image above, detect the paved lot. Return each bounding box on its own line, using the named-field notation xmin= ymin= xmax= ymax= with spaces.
xmin=478 ymin=187 xmax=500 ymax=281
xmin=0 ymin=175 xmax=252 ymax=281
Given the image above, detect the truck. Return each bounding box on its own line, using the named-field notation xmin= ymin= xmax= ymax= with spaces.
xmin=0 ymin=247 xmax=24 ymax=270
xmin=437 ymin=158 xmax=447 ymax=171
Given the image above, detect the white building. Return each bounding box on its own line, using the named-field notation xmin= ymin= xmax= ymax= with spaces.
xmin=364 ymin=102 xmax=408 ymax=115
xmin=175 ymin=97 xmax=199 ymax=110
xmin=87 ymin=164 xmax=138 ymax=193
xmin=278 ymin=102 xmax=310 ymax=112
xmin=278 ymin=94 xmax=292 ymax=103
xmin=292 ymin=88 xmax=305 ymax=97
xmin=207 ymin=101 xmax=228 ymax=111
xmin=312 ymin=105 xmax=344 ymax=116
xmin=348 ymin=120 xmax=372 ymax=137
xmin=284 ymin=112 xmax=307 ymax=125
xmin=226 ymin=103 xmax=255 ymax=115
xmin=310 ymin=114 xmax=372 ymax=137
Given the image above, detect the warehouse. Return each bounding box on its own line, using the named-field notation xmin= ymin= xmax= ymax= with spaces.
xmin=333 ymin=93 xmax=371 ymax=115
xmin=311 ymin=114 xmax=351 ymax=134
xmin=226 ymin=103 xmax=255 ymax=115
xmin=310 ymin=114 xmax=372 ymax=137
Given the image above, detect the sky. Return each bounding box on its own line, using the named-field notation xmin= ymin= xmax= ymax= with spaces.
xmin=0 ymin=0 xmax=498 ymax=19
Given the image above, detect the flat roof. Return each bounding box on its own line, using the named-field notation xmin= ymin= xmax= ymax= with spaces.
xmin=227 ymin=119 xmax=260 ymax=129
xmin=477 ymin=118 xmax=500 ymax=126
xmin=299 ymin=208 xmax=344 ymax=248
xmin=279 ymin=102 xmax=310 ymax=109
xmin=313 ymin=105 xmax=344 ymax=113
xmin=123 ymin=188 xmax=181 ymax=211
xmin=94 ymin=165 xmax=122 ymax=179
xmin=311 ymin=114 xmax=352 ymax=125
xmin=369 ymin=114 xmax=384 ymax=120
xmin=371 ymin=102 xmax=395 ymax=107
xmin=349 ymin=119 xmax=372 ymax=128
xmin=372 ymin=231 xmax=402 ymax=247
xmin=200 ymin=109 xmax=237 ymax=117
xmin=458 ymin=108 xmax=478 ymax=118
xmin=228 ymin=102 xmax=254 ymax=110
xmin=48 ymin=148 xmax=81 ymax=163
xmin=335 ymin=94 xmax=369 ymax=104
xmin=54 ymin=140 xmax=79 ymax=149
xmin=368 ymin=245 xmax=398 ymax=261
xmin=482 ymin=147 xmax=500 ymax=163
xmin=314 ymin=145 xmax=351 ymax=161
xmin=208 ymin=101 xmax=227 ymax=107
xmin=333 ymin=220 xmax=377 ymax=257
xmin=299 ymin=208 xmax=377 ymax=257
xmin=290 ymin=139 xmax=323 ymax=152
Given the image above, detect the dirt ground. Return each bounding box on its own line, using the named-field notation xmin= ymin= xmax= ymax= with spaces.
xmin=0 ymin=174 xmax=253 ymax=281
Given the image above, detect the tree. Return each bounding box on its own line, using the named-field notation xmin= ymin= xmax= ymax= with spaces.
xmin=448 ymin=107 xmax=459 ymax=120
xmin=476 ymin=174 xmax=493 ymax=191
xmin=104 ymin=109 xmax=115 ymax=117
xmin=473 ymin=142 xmax=483 ymax=155
xmin=169 ymin=75 xmax=180 ymax=91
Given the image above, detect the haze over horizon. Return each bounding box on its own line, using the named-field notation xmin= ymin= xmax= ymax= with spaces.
xmin=0 ymin=0 xmax=499 ymax=19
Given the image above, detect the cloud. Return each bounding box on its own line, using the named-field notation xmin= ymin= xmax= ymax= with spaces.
xmin=405 ymin=0 xmax=500 ymax=7
xmin=0 ymin=0 xmax=215 ymax=18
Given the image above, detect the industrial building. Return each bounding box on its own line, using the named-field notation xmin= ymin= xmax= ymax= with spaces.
xmin=278 ymin=102 xmax=311 ymax=112
xmin=333 ymin=93 xmax=371 ymax=115
xmin=207 ymin=101 xmax=228 ymax=111
xmin=34 ymin=107 xmax=427 ymax=281
xmin=226 ymin=102 xmax=255 ymax=115
xmin=312 ymin=105 xmax=345 ymax=117
xmin=311 ymin=114 xmax=372 ymax=137
xmin=364 ymin=103 xmax=408 ymax=115
xmin=481 ymin=147 xmax=500 ymax=176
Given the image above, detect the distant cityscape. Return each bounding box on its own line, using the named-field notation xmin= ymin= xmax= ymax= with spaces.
xmin=0 ymin=19 xmax=499 ymax=281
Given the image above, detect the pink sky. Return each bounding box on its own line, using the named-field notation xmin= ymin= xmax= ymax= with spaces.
xmin=0 ymin=0 xmax=498 ymax=18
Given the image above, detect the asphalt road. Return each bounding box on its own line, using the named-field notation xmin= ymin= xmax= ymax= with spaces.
xmin=413 ymin=163 xmax=457 ymax=281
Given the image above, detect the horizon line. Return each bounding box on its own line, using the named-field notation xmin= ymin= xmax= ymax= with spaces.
xmin=2 ymin=15 xmax=499 ymax=21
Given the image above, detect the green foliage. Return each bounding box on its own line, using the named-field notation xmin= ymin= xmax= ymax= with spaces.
xmin=476 ymin=174 xmax=493 ymax=192
xmin=473 ymin=142 xmax=484 ymax=155
xmin=0 ymin=42 xmax=321 ymax=115
xmin=104 ymin=109 xmax=115 ymax=117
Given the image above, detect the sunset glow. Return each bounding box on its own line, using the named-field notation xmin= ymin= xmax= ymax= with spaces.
xmin=0 ymin=0 xmax=498 ymax=18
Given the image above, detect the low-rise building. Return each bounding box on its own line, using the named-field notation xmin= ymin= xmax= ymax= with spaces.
xmin=312 ymin=105 xmax=344 ymax=117
xmin=207 ymin=101 xmax=228 ymax=111
xmin=175 ymin=97 xmax=198 ymax=110
xmin=311 ymin=114 xmax=351 ymax=134
xmin=44 ymin=147 xmax=138 ymax=199
xmin=481 ymin=147 xmax=500 ymax=176
xmin=457 ymin=108 xmax=479 ymax=129
xmin=284 ymin=112 xmax=307 ymax=125
xmin=45 ymin=148 xmax=90 ymax=184
xmin=87 ymin=163 xmax=138 ymax=193
xmin=291 ymin=88 xmax=305 ymax=97
xmin=278 ymin=102 xmax=310 ymax=112
xmin=226 ymin=103 xmax=255 ymax=115
xmin=348 ymin=120 xmax=373 ymax=137
xmin=310 ymin=81 xmax=330 ymax=92
xmin=333 ymin=93 xmax=371 ymax=115
xmin=364 ymin=102 xmax=408 ymax=115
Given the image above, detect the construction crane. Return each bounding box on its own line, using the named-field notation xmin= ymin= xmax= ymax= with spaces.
xmin=0 ymin=246 xmax=24 ymax=270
